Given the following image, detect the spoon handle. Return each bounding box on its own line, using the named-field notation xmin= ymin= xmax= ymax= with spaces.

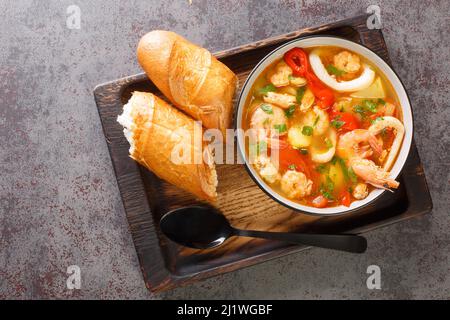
xmin=234 ymin=229 xmax=367 ymax=253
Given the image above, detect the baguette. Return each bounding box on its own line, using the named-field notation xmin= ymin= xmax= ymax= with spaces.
xmin=137 ymin=30 xmax=237 ymax=135
xmin=117 ymin=91 xmax=217 ymax=201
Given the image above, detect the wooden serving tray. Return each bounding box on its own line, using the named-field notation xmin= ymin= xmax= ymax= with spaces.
xmin=94 ymin=15 xmax=432 ymax=292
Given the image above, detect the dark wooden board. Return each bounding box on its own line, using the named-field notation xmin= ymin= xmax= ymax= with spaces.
xmin=94 ymin=14 xmax=432 ymax=292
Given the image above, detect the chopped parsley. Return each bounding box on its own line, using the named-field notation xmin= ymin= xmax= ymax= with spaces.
xmin=326 ymin=64 xmax=346 ymax=76
xmin=371 ymin=116 xmax=385 ymax=124
xmin=288 ymin=164 xmax=297 ymax=170
xmin=331 ymin=156 xmax=338 ymax=165
xmin=377 ymin=98 xmax=386 ymax=105
xmin=320 ymin=177 xmax=335 ymax=200
xmin=296 ymin=87 xmax=306 ymax=103
xmin=299 ymin=148 xmax=308 ymax=155
xmin=364 ymin=100 xmax=378 ymax=112
xmin=348 ymin=167 xmax=358 ymax=183
xmin=284 ymin=105 xmax=296 ymax=118
xmin=325 ymin=138 xmax=333 ymax=149
xmin=315 ymin=164 xmax=328 ymax=174
xmin=302 ymin=125 xmax=313 ymax=136
xmin=274 ymin=123 xmax=287 ymax=134
xmin=258 ymin=84 xmax=276 ymax=95
xmin=334 ymin=156 xmax=357 ymax=183
xmin=260 ymin=104 xmax=273 ymax=114
xmin=354 ymin=99 xmax=378 ymax=117
xmin=331 ymin=118 xmax=345 ymax=129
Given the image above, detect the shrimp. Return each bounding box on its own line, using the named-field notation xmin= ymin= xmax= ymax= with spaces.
xmin=263 ymin=92 xmax=296 ymax=109
xmin=368 ymin=116 xmax=405 ymax=171
xmin=333 ymin=51 xmax=361 ymax=73
xmin=250 ymin=103 xmax=288 ymax=150
xmin=336 ymin=129 xmax=382 ymax=160
xmin=250 ymin=103 xmax=287 ymax=136
xmin=350 ymin=158 xmax=399 ymax=190
xmin=254 ymin=155 xmax=280 ymax=184
xmin=269 ymin=61 xmax=293 ymax=87
xmin=352 ymin=182 xmax=369 ymax=200
xmin=280 ymin=170 xmax=313 ymax=199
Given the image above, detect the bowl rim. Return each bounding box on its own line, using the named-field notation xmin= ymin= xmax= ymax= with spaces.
xmin=234 ymin=35 xmax=414 ymax=216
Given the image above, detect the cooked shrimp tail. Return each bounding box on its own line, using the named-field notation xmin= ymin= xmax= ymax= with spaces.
xmin=350 ymin=158 xmax=399 ymax=190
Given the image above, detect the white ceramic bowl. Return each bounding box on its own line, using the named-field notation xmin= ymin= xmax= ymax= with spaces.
xmin=236 ymin=36 xmax=413 ymax=216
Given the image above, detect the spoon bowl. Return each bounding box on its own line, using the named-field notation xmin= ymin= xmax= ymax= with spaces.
xmin=160 ymin=205 xmax=367 ymax=253
xmin=160 ymin=206 xmax=234 ymax=249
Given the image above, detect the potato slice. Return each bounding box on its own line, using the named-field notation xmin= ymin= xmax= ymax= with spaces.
xmin=350 ymin=77 xmax=385 ymax=99
xmin=328 ymin=163 xmax=345 ymax=191
xmin=288 ymin=126 xmax=312 ymax=148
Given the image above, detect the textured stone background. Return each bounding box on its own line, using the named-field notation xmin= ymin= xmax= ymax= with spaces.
xmin=1 ymin=0 xmax=449 ymax=299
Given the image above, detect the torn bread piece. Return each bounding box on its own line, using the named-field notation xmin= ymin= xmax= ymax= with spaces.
xmin=117 ymin=91 xmax=217 ymax=201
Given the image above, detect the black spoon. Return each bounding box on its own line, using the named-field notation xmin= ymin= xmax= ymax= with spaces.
xmin=160 ymin=205 xmax=367 ymax=253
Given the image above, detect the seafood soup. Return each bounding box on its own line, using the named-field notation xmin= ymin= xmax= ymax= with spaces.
xmin=243 ymin=46 xmax=405 ymax=208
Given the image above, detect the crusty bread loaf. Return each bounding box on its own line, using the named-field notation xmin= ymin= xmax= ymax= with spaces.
xmin=117 ymin=91 xmax=217 ymax=201
xmin=137 ymin=30 xmax=237 ymax=136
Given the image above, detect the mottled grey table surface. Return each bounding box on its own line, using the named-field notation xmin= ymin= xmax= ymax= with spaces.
xmin=1 ymin=0 xmax=449 ymax=299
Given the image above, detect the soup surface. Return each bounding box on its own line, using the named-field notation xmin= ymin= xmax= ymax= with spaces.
xmin=244 ymin=46 xmax=405 ymax=208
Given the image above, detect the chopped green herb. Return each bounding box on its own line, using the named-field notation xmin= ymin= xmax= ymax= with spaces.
xmin=299 ymin=148 xmax=308 ymax=155
xmin=353 ymin=105 xmax=366 ymax=115
xmin=354 ymin=99 xmax=378 ymax=117
xmin=258 ymin=84 xmax=276 ymax=95
xmin=326 ymin=176 xmax=335 ymax=192
xmin=335 ymin=157 xmax=349 ymax=181
xmin=371 ymin=116 xmax=384 ymax=124
xmin=363 ymin=99 xmax=378 ymax=112
xmin=260 ymin=104 xmax=273 ymax=114
xmin=331 ymin=156 xmax=338 ymax=165
xmin=284 ymin=105 xmax=296 ymax=118
xmin=313 ymin=116 xmax=320 ymax=127
xmin=331 ymin=119 xmax=345 ymax=129
xmin=348 ymin=167 xmax=358 ymax=183
xmin=296 ymin=87 xmax=306 ymax=103
xmin=288 ymin=75 xmax=295 ymax=80
xmin=325 ymin=138 xmax=333 ymax=149
xmin=274 ymin=123 xmax=287 ymax=133
xmin=258 ymin=140 xmax=268 ymax=154
xmin=377 ymin=98 xmax=386 ymax=105
xmin=326 ymin=64 xmax=346 ymax=76
xmin=318 ymin=176 xmax=336 ymax=200
xmin=302 ymin=125 xmax=313 ymax=136
xmin=315 ymin=164 xmax=328 ymax=174
xmin=320 ymin=189 xmax=334 ymax=200
xmin=334 ymin=156 xmax=358 ymax=184
xmin=288 ymin=164 xmax=297 ymax=170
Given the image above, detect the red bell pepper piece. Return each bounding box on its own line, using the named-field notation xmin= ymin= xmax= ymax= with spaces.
xmin=284 ymin=47 xmax=335 ymax=109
